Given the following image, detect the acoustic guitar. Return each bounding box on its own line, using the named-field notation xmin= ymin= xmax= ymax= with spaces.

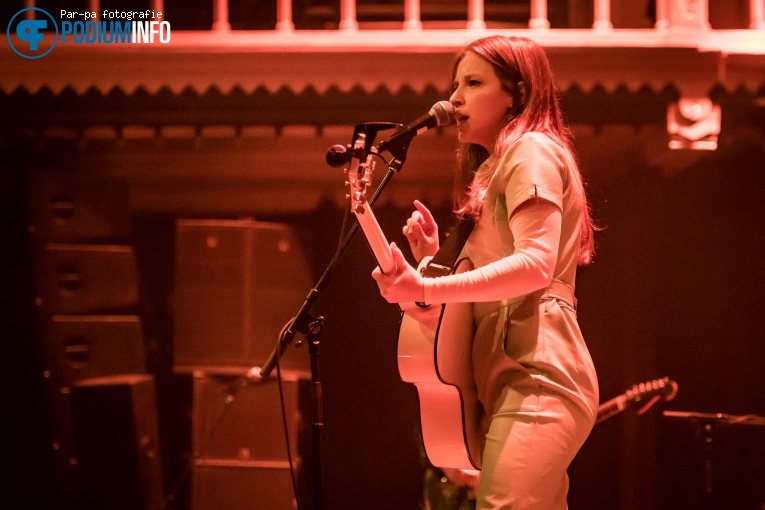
xmin=345 ymin=138 xmax=482 ymax=470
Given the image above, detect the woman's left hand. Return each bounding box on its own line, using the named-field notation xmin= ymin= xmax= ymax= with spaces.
xmin=371 ymin=242 xmax=425 ymax=303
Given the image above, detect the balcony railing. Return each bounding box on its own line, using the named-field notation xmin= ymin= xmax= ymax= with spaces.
xmin=19 ymin=0 xmax=765 ymax=31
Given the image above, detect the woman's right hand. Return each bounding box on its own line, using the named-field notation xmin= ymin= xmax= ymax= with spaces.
xmin=403 ymin=200 xmax=439 ymax=262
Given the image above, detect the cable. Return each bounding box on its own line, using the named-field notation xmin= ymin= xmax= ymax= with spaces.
xmin=275 ymin=320 xmax=303 ymax=510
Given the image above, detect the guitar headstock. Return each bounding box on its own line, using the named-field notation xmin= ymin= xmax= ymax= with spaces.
xmin=625 ymin=377 xmax=678 ymax=414
xmin=596 ymin=376 xmax=679 ymax=425
xmin=345 ymin=133 xmax=375 ymax=215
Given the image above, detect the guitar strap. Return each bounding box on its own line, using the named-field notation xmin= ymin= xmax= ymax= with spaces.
xmin=421 ymin=216 xmax=475 ymax=278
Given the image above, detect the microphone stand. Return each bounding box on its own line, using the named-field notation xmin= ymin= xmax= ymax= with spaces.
xmin=259 ymin=122 xmax=412 ymax=510
xmin=662 ymin=410 xmax=765 ymax=510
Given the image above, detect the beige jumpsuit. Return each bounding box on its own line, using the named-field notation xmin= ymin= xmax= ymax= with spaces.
xmin=462 ymin=132 xmax=599 ymax=509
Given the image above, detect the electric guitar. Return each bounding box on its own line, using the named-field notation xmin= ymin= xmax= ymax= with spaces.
xmin=345 ymin=138 xmax=482 ymax=470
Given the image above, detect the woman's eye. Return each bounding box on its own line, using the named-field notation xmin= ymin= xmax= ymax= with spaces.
xmin=468 ymin=80 xmax=481 ymax=86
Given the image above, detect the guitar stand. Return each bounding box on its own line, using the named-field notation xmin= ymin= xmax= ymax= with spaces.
xmin=662 ymin=410 xmax=765 ymax=509
xmin=258 ymin=122 xmax=414 ymax=510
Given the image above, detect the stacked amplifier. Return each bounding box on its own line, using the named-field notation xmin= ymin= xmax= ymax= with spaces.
xmin=28 ymin=171 xmax=163 ymax=510
xmin=174 ymin=218 xmax=312 ymax=510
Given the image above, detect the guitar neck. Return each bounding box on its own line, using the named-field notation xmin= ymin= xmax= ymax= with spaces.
xmin=354 ymin=201 xmax=395 ymax=274
xmin=595 ymin=396 xmax=628 ymax=425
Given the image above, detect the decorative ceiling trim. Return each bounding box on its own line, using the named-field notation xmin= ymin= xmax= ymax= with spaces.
xmin=2 ymin=29 xmax=764 ymax=96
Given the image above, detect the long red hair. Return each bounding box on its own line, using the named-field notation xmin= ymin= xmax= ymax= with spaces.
xmin=452 ymin=35 xmax=595 ymax=265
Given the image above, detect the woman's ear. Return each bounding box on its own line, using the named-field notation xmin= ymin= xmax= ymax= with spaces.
xmin=517 ymin=81 xmax=527 ymax=106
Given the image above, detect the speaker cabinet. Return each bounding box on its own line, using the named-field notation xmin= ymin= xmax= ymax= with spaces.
xmin=174 ymin=219 xmax=312 ymax=372
xmin=191 ymin=372 xmax=309 ymax=510
xmin=28 ymin=171 xmax=133 ymax=244
xmin=39 ymin=243 xmax=140 ymax=314
xmin=39 ymin=315 xmax=149 ymax=497
xmin=192 ymin=372 xmax=305 ymax=462
xmin=70 ymin=374 xmax=164 ymax=510
xmin=43 ymin=315 xmax=147 ymax=386
xmin=192 ymin=461 xmax=295 ymax=510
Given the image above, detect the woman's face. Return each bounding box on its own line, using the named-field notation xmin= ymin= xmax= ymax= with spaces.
xmin=449 ymin=51 xmax=515 ymax=152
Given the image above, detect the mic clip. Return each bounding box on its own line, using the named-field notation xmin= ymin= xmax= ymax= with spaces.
xmin=324 ymin=122 xmax=401 ymax=168
xmin=376 ymin=131 xmax=416 ymax=163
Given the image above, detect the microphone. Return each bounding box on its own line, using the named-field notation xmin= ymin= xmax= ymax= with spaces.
xmin=375 ymin=101 xmax=455 ymax=153
xmin=326 ymin=144 xmax=350 ymax=167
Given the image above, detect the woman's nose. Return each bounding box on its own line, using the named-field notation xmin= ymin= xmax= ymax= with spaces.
xmin=449 ymin=89 xmax=462 ymax=106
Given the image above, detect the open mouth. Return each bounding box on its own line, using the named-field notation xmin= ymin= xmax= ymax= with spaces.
xmin=455 ymin=113 xmax=468 ymax=125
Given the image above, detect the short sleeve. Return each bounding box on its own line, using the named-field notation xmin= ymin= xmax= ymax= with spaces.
xmin=494 ymin=132 xmax=566 ymax=217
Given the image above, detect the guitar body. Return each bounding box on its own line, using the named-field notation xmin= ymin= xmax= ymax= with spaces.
xmin=397 ymin=258 xmax=483 ymax=470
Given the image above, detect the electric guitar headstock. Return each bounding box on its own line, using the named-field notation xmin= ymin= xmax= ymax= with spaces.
xmin=626 ymin=377 xmax=678 ymax=406
xmin=596 ymin=376 xmax=678 ymax=424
